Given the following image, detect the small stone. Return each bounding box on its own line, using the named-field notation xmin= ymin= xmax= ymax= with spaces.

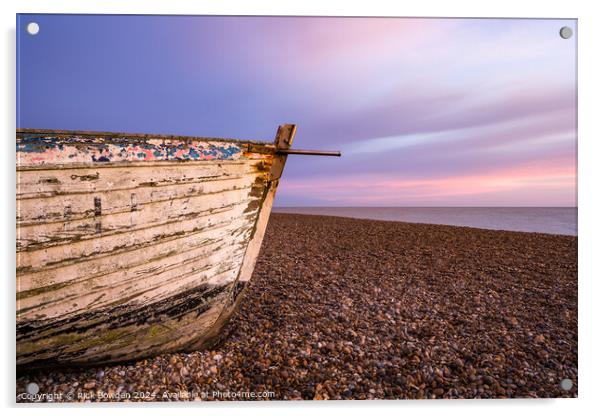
xmin=83 ymin=381 xmax=96 ymax=389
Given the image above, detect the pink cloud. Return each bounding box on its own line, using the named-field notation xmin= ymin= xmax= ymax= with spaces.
xmin=279 ymin=156 xmax=576 ymax=206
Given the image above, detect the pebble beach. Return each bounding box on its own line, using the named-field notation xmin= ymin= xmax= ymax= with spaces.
xmin=16 ymin=213 xmax=578 ymax=401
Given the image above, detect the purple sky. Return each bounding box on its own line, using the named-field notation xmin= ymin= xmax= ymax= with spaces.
xmin=17 ymin=15 xmax=577 ymax=207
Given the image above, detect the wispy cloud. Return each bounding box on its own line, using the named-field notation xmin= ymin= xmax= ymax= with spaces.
xmin=344 ymin=107 xmax=575 ymax=156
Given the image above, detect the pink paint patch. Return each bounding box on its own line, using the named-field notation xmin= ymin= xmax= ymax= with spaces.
xmin=143 ymin=149 xmax=156 ymax=161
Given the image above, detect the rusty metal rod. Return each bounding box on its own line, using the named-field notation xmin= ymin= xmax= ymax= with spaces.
xmin=276 ymin=149 xmax=341 ymax=157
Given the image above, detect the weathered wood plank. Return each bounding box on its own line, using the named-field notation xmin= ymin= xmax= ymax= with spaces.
xmin=17 ymin=171 xmax=263 ymax=226
xmin=16 ymin=198 xmax=261 ymax=272
xmin=17 ymin=183 xmax=264 ymax=252
xmin=19 ymin=243 xmax=246 ymax=321
xmin=16 ymin=159 xmax=269 ymax=199
xmin=17 ymin=215 xmax=254 ymax=294
xmin=17 ymin=282 xmax=234 ymax=366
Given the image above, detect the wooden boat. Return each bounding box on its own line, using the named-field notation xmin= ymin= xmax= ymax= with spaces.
xmin=16 ymin=124 xmax=339 ymax=368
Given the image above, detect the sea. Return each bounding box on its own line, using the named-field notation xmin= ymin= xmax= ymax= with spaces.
xmin=272 ymin=207 xmax=577 ymax=236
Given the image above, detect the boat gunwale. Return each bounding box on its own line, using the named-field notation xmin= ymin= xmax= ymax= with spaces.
xmin=15 ymin=158 xmax=268 ymax=172
xmin=16 ymin=128 xmax=277 ymax=147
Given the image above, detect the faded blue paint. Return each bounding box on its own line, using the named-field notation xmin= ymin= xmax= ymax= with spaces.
xmin=17 ymin=133 xmax=245 ymax=164
xmin=17 ymin=136 xmax=60 ymax=153
xmin=220 ymin=145 xmax=242 ymax=159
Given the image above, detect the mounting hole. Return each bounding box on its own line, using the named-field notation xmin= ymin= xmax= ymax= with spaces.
xmin=26 ymin=22 xmax=40 ymax=35
xmin=26 ymin=382 xmax=39 ymax=395
xmin=560 ymin=378 xmax=574 ymax=391
xmin=559 ymin=26 xmax=573 ymax=39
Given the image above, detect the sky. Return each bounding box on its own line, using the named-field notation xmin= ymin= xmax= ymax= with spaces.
xmin=17 ymin=15 xmax=577 ymax=207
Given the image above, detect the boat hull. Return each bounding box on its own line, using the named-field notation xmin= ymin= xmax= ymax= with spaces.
xmin=16 ymin=126 xmax=295 ymax=368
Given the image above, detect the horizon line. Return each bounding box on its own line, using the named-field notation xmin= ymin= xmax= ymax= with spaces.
xmin=273 ymin=206 xmax=578 ymax=209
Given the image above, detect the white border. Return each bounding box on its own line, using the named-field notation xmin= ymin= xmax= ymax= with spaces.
xmin=3 ymin=1 xmax=600 ymax=415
